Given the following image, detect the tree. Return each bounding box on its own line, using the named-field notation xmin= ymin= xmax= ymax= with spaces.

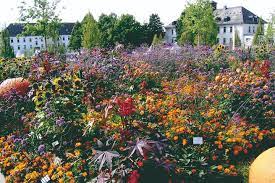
xmin=151 ymin=34 xmax=163 ymax=46
xmin=68 ymin=21 xmax=82 ymax=50
xmin=265 ymin=23 xmax=274 ymax=45
xmin=112 ymin=14 xmax=143 ymax=47
xmin=18 ymin=0 xmax=62 ymax=50
xmin=0 ymin=29 xmax=15 ymax=58
xmin=253 ymin=18 xmax=264 ymax=45
xmin=82 ymin=12 xmax=101 ymax=49
xmin=145 ymin=14 xmax=164 ymax=44
xmin=235 ymin=30 xmax=242 ymax=47
xmin=179 ymin=0 xmax=217 ymax=46
xmin=176 ymin=11 xmax=185 ymax=41
xmin=98 ymin=13 xmax=118 ymax=48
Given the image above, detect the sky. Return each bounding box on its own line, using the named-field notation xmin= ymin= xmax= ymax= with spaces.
xmin=0 ymin=0 xmax=274 ymax=28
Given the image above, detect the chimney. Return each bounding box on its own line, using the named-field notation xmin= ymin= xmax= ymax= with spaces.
xmin=211 ymin=1 xmax=217 ymax=11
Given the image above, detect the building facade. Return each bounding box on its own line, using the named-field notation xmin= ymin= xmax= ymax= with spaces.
xmin=214 ymin=5 xmax=266 ymax=48
xmin=6 ymin=23 xmax=75 ymax=56
xmin=164 ymin=21 xmax=177 ymax=44
xmin=164 ymin=1 xmax=266 ymax=48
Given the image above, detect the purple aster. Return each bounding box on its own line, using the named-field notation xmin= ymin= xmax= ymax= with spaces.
xmin=38 ymin=144 xmax=45 ymax=154
xmin=56 ymin=117 xmax=65 ymax=127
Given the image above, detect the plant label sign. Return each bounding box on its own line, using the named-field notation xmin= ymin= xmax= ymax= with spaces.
xmin=41 ymin=175 xmax=50 ymax=183
xmin=193 ymin=137 xmax=203 ymax=145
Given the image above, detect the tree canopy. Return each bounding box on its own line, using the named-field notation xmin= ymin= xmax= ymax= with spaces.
xmin=0 ymin=29 xmax=15 ymax=58
xmin=68 ymin=21 xmax=82 ymax=51
xmin=112 ymin=14 xmax=143 ymax=47
xmin=179 ymin=0 xmax=218 ymax=46
xmin=82 ymin=12 xmax=101 ymax=49
xmin=98 ymin=13 xmax=118 ymax=48
xmin=18 ymin=0 xmax=62 ymax=50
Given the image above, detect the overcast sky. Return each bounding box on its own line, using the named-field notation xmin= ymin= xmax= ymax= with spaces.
xmin=0 ymin=0 xmax=274 ymax=28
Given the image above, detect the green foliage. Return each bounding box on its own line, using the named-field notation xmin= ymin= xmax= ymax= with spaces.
xmin=145 ymin=14 xmax=164 ymax=44
xmin=68 ymin=21 xmax=82 ymax=50
xmin=98 ymin=13 xmax=118 ymax=48
xmin=252 ymin=18 xmax=264 ymax=45
xmin=176 ymin=11 xmax=185 ymax=41
xmin=0 ymin=29 xmax=15 ymax=58
xmin=235 ymin=30 xmax=242 ymax=47
xmin=265 ymin=23 xmax=274 ymax=45
xmin=82 ymin=12 xmax=101 ymax=49
xmin=179 ymin=0 xmax=218 ymax=46
xmin=112 ymin=14 xmax=144 ymax=47
xmin=18 ymin=0 xmax=62 ymax=50
xmin=151 ymin=34 xmax=163 ymax=46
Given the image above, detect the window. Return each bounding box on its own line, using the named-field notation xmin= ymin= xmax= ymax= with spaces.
xmin=29 ymin=38 xmax=32 ymax=42
xmin=63 ymin=43 xmax=66 ymax=47
xmin=17 ymin=38 xmax=20 ymax=43
xmin=218 ymin=27 xmax=220 ymax=33
xmin=223 ymin=38 xmax=226 ymax=44
xmin=253 ymin=26 xmax=255 ymax=33
xmin=10 ymin=38 xmax=13 ymax=43
xmin=23 ymin=38 xmax=26 ymax=43
xmin=40 ymin=38 xmax=43 ymax=42
xmin=68 ymin=36 xmax=70 ymax=40
xmin=24 ymin=45 xmax=26 ymax=50
xmin=41 ymin=44 xmax=44 ymax=48
xmin=246 ymin=38 xmax=251 ymax=42
xmin=63 ymin=37 xmax=65 ymax=41
xmin=230 ymin=27 xmax=233 ymax=33
xmin=35 ymin=41 xmax=38 ymax=46
xmin=223 ymin=27 xmax=226 ymax=33
xmin=230 ymin=38 xmax=232 ymax=43
xmin=18 ymin=46 xmax=20 ymax=50
xmin=217 ymin=38 xmax=220 ymax=43
xmin=30 ymin=45 xmax=33 ymax=49
xmin=248 ymin=26 xmax=251 ymax=33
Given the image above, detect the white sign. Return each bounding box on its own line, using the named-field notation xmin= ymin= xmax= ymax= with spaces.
xmin=41 ymin=175 xmax=50 ymax=183
xmin=52 ymin=141 xmax=59 ymax=147
xmin=193 ymin=137 xmax=203 ymax=145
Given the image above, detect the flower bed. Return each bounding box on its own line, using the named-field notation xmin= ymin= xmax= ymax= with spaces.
xmin=0 ymin=46 xmax=274 ymax=182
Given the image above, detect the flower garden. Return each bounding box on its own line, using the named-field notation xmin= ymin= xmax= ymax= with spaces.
xmin=0 ymin=45 xmax=274 ymax=183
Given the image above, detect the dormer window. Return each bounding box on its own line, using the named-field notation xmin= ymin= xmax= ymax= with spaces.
xmin=224 ymin=16 xmax=231 ymax=22
xmin=216 ymin=17 xmax=221 ymax=21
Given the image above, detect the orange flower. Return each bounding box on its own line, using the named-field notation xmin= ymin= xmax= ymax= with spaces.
xmin=182 ymin=139 xmax=187 ymax=145
xmin=173 ymin=136 xmax=179 ymax=141
xmin=217 ymin=165 xmax=223 ymax=171
xmin=224 ymin=168 xmax=230 ymax=174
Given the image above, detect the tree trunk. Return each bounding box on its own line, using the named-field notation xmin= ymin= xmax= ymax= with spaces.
xmin=44 ymin=36 xmax=48 ymax=51
xmin=197 ymin=33 xmax=200 ymax=46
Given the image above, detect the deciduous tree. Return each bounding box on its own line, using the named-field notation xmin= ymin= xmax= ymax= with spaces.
xmin=18 ymin=0 xmax=62 ymax=50
xmin=179 ymin=0 xmax=217 ymax=46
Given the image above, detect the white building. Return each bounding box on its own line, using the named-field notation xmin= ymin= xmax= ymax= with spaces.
xmin=164 ymin=21 xmax=177 ymax=44
xmin=164 ymin=1 xmax=267 ymax=48
xmin=6 ymin=23 xmax=75 ymax=56
xmin=214 ymin=5 xmax=266 ymax=48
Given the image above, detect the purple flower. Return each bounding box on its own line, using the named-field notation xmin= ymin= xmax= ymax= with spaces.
xmin=38 ymin=144 xmax=45 ymax=154
xmin=56 ymin=117 xmax=65 ymax=127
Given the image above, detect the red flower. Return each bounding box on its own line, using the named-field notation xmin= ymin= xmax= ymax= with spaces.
xmin=128 ymin=170 xmax=140 ymax=183
xmin=137 ymin=160 xmax=143 ymax=167
xmin=116 ymin=97 xmax=135 ymax=116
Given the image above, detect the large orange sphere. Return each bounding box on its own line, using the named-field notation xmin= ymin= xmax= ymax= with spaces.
xmin=249 ymin=147 xmax=275 ymax=183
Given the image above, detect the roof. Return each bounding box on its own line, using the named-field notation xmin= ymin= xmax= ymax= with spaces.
xmin=164 ymin=21 xmax=177 ymax=29
xmin=214 ymin=6 xmax=267 ymax=25
xmin=6 ymin=23 xmax=75 ymax=37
